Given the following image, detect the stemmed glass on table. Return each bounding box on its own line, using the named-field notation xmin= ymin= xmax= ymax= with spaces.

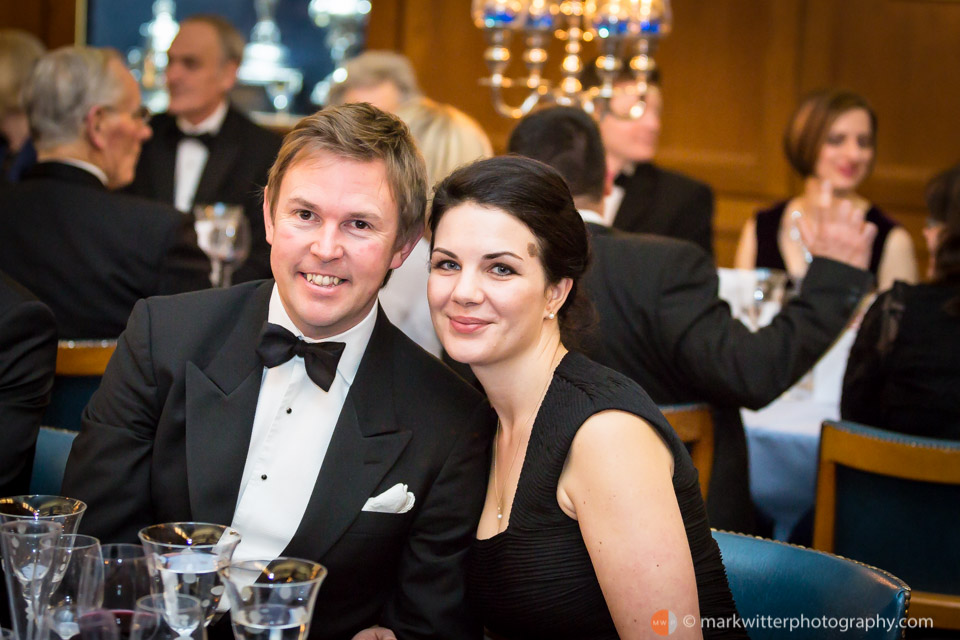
xmin=138 ymin=523 xmax=241 ymax=631
xmin=218 ymin=558 xmax=327 ymax=640
xmin=193 ymin=204 xmax=251 ymax=288
xmin=129 ymin=594 xmax=203 ymax=640
xmin=46 ymin=535 xmax=103 ymax=640
xmin=0 ymin=496 xmax=89 ymax=640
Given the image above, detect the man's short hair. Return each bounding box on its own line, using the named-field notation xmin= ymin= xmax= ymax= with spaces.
xmin=508 ymin=106 xmax=607 ymax=202
xmin=0 ymin=29 xmax=45 ymax=117
xmin=23 ymin=46 xmax=125 ymax=150
xmin=181 ymin=14 xmax=245 ymax=66
xmin=327 ymin=51 xmax=420 ymax=107
xmin=266 ymin=103 xmax=427 ymax=246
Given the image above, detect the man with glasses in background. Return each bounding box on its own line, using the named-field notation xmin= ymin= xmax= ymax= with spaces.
xmin=0 ymin=46 xmax=210 ymax=339
xmin=127 ymin=15 xmax=281 ymax=283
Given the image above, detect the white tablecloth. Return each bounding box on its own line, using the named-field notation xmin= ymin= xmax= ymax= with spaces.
xmin=719 ymin=269 xmax=860 ymax=539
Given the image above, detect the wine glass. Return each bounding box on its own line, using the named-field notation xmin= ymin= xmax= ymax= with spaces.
xmin=130 ymin=594 xmax=203 ymax=640
xmin=218 ymin=558 xmax=327 ymax=640
xmin=742 ymin=268 xmax=788 ymax=332
xmin=137 ymin=523 xmax=240 ymax=629
xmin=192 ymin=204 xmax=251 ymax=287
xmin=83 ymin=545 xmax=156 ymax=640
xmin=46 ymin=535 xmax=103 ymax=640
xmin=0 ymin=520 xmax=62 ymax=640
xmin=75 ymin=610 xmax=120 ymax=640
xmin=0 ymin=496 xmax=87 ymax=535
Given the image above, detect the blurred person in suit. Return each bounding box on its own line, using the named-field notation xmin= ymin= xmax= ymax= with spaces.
xmin=379 ymin=97 xmax=493 ymax=356
xmin=508 ymin=105 xmax=876 ymax=533
xmin=842 ymin=164 xmax=960 ymax=439
xmin=0 ymin=29 xmax=44 ymax=183
xmin=0 ymin=46 xmax=210 ymax=339
xmin=581 ymin=64 xmax=715 ymax=256
xmin=736 ymin=88 xmax=917 ymax=292
xmin=327 ymin=50 xmax=420 ymax=114
xmin=63 ymin=103 xmax=492 ymax=640
xmin=127 ymin=15 xmax=281 ymax=282
xmin=0 ymin=270 xmax=57 ymax=497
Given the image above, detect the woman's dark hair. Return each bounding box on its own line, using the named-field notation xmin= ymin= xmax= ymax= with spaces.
xmin=783 ymin=88 xmax=878 ymax=178
xmin=925 ymin=164 xmax=960 ymax=313
xmin=429 ymin=155 xmax=594 ymax=343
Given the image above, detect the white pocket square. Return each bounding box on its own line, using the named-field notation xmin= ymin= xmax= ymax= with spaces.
xmin=362 ymin=483 xmax=415 ymax=514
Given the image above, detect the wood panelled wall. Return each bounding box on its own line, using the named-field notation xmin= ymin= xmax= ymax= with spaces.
xmin=368 ymin=0 xmax=960 ymax=268
xmin=0 ymin=0 xmax=78 ymax=49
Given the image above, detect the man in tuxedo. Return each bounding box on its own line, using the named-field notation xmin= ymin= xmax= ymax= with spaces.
xmin=0 ymin=47 xmax=210 ymax=339
xmin=508 ymin=106 xmax=875 ymax=533
xmin=581 ymin=66 xmax=715 ymax=256
xmin=127 ymin=15 xmax=281 ymax=282
xmin=0 ymin=271 xmax=57 ymax=497
xmin=63 ymin=103 xmax=492 ymax=640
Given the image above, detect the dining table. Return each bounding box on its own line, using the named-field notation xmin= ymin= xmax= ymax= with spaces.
xmin=718 ymin=268 xmax=864 ymax=540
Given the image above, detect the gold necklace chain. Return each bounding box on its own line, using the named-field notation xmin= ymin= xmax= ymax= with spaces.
xmin=492 ymin=366 xmax=556 ymax=524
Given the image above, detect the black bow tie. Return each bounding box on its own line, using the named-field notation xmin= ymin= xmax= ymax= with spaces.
xmin=613 ymin=171 xmax=630 ymax=188
xmin=256 ymin=323 xmax=346 ymax=391
xmin=175 ymin=128 xmax=216 ymax=148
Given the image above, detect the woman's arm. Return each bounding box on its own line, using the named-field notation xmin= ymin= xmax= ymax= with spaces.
xmin=558 ymin=410 xmax=702 ymax=639
xmin=877 ymin=226 xmax=918 ymax=291
xmin=733 ymin=217 xmax=757 ymax=270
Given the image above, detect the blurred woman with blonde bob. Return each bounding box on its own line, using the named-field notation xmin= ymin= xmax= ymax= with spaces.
xmin=379 ymin=97 xmax=493 ymax=356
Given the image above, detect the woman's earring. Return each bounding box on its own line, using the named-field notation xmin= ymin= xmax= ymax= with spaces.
xmin=547 ymin=312 xmax=556 ymax=320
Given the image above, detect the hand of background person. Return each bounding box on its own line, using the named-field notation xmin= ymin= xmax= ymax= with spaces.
xmin=351 ymin=626 xmax=397 ymax=640
xmin=801 ymin=180 xmax=877 ymax=270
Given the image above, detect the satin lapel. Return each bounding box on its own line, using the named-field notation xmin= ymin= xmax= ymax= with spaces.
xmin=151 ymin=118 xmax=178 ymax=203
xmin=616 ymin=164 xmax=657 ymax=232
xmin=192 ymin=109 xmax=241 ymax=208
xmin=284 ymin=310 xmax=412 ymax=561
xmin=184 ymin=281 xmax=273 ymax=524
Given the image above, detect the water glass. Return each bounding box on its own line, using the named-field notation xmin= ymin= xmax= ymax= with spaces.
xmin=218 ymin=558 xmax=326 ymax=640
xmin=193 ymin=204 xmax=250 ymax=287
xmin=138 ymin=523 xmax=240 ymax=628
xmin=0 ymin=497 xmax=87 ymax=535
xmin=47 ymin=535 xmax=103 ymax=640
xmin=130 ymin=594 xmax=203 ymax=640
xmin=0 ymin=520 xmax=63 ymax=640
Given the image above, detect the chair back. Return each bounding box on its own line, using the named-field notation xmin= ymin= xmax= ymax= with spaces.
xmin=42 ymin=340 xmax=116 ymax=431
xmin=661 ymin=403 xmax=714 ymax=500
xmin=714 ymin=530 xmax=909 ymax=640
xmin=29 ymin=426 xmax=78 ymax=495
xmin=813 ymin=419 xmax=960 ymax=630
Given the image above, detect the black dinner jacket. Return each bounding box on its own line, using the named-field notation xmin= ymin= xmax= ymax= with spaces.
xmin=613 ymin=163 xmax=715 ymax=257
xmin=127 ymin=106 xmax=282 ymax=283
xmin=62 ymin=280 xmax=492 ymax=640
xmin=0 ymin=162 xmax=211 ymax=339
xmin=0 ymin=271 xmax=57 ymax=497
xmin=579 ymin=224 xmax=872 ymax=533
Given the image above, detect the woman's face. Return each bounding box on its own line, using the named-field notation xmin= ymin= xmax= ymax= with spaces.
xmin=428 ymin=202 xmax=564 ymax=367
xmin=813 ymin=108 xmax=875 ymax=193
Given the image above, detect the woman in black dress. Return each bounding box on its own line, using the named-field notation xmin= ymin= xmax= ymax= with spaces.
xmin=425 ymin=156 xmax=744 ymax=639
xmin=734 ymin=88 xmax=916 ymax=291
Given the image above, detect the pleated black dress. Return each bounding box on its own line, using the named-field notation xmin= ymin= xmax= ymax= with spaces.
xmin=467 ymin=352 xmax=746 ymax=639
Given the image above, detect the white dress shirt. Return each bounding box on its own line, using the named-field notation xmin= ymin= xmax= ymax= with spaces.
xmin=578 ymin=208 xmax=607 ymax=227
xmin=230 ymin=285 xmax=377 ymax=563
xmin=603 ymin=162 xmax=635 ymax=224
xmin=173 ymin=101 xmax=228 ymax=212
xmin=378 ymin=238 xmax=442 ymax=357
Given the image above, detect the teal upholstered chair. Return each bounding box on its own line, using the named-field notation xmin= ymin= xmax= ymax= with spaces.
xmin=29 ymin=426 xmax=78 ymax=495
xmin=714 ymin=530 xmax=909 ymax=640
xmin=814 ymin=420 xmax=960 ymax=631
xmin=41 ymin=340 xmax=115 ymax=431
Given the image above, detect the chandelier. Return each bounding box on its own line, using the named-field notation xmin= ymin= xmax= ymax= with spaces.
xmin=472 ymin=0 xmax=672 ymax=119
